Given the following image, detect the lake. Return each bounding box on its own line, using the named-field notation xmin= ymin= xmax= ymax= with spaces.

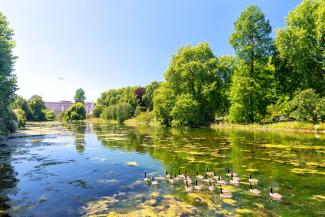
xmin=1 ymin=122 xmax=324 ymax=216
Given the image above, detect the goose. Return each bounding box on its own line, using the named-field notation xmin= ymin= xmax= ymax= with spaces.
xmin=230 ymin=174 xmax=240 ymax=185
xmin=216 ymin=176 xmax=226 ymax=185
xmin=212 ymin=171 xmax=219 ymax=179
xmin=219 ymin=187 xmax=232 ymax=198
xmin=174 ymin=173 xmax=180 ymax=181
xmin=165 ymin=171 xmax=169 ymax=178
xmin=178 ymin=170 xmax=186 ymax=179
xmin=144 ymin=172 xmax=150 ymax=182
xmin=227 ymin=168 xmax=237 ymax=177
xmin=248 ymin=174 xmax=259 ymax=184
xmin=269 ymin=187 xmax=282 ymax=200
xmin=185 ymin=181 xmax=193 ymax=192
xmin=208 ymin=180 xmax=215 ymax=191
xmin=203 ymin=174 xmax=210 ymax=183
xmin=194 ymin=180 xmax=204 ymax=191
xmin=168 ymin=174 xmax=175 ymax=184
xmin=206 ymin=168 xmax=214 ymax=177
xmin=249 ymin=184 xmax=261 ymax=195
xmin=151 ymin=177 xmax=158 ymax=185
xmin=184 ymin=175 xmax=192 ymax=184
xmin=196 ymin=171 xmax=204 ymax=180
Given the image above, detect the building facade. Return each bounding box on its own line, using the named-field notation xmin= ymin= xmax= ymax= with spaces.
xmin=45 ymin=101 xmax=94 ymax=115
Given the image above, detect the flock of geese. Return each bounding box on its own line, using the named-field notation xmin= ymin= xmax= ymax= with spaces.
xmin=144 ymin=168 xmax=283 ymax=200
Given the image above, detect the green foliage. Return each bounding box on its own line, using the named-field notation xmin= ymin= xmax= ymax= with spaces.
xmin=100 ymin=102 xmax=131 ymax=123
xmin=171 ymin=94 xmax=200 ymax=127
xmin=11 ymin=96 xmax=30 ymax=117
xmin=229 ymin=5 xmax=274 ymax=123
xmin=142 ymin=81 xmax=161 ymax=111
xmin=134 ymin=105 xmax=141 ymax=116
xmin=275 ymin=0 xmax=325 ymax=96
xmin=266 ymin=95 xmax=291 ymax=121
xmin=0 ymin=12 xmax=17 ymax=133
xmin=63 ymin=102 xmax=86 ymax=121
xmin=27 ymin=95 xmax=46 ymax=121
xmin=44 ymin=109 xmax=55 ymax=121
xmin=153 ymin=43 xmax=221 ymax=126
xmin=288 ymin=89 xmax=321 ymax=123
xmin=74 ymin=88 xmax=86 ymax=103
xmin=14 ymin=108 xmax=26 ymax=128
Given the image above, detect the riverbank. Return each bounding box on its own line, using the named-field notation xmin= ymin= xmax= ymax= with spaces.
xmin=211 ymin=121 xmax=325 ymax=133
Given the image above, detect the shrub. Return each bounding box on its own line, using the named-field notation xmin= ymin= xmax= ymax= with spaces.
xmin=44 ymin=109 xmax=55 ymax=121
xmin=63 ymin=102 xmax=86 ymax=121
xmin=14 ymin=108 xmax=26 ymax=128
xmin=101 ymin=102 xmax=131 ymax=123
xmin=171 ymin=94 xmax=200 ymax=127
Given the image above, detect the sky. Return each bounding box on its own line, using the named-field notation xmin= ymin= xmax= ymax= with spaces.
xmin=1 ymin=0 xmax=301 ymax=102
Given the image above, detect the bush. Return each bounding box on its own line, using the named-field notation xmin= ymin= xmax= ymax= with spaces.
xmin=63 ymin=102 xmax=86 ymax=121
xmin=289 ymin=89 xmax=320 ymax=123
xmin=14 ymin=108 xmax=26 ymax=128
xmin=28 ymin=95 xmax=46 ymax=121
xmin=44 ymin=109 xmax=55 ymax=121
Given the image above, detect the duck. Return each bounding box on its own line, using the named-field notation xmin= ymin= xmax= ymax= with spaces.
xmin=196 ymin=171 xmax=204 ymax=180
xmin=151 ymin=177 xmax=158 ymax=185
xmin=194 ymin=180 xmax=204 ymax=191
xmin=269 ymin=187 xmax=282 ymax=200
xmin=208 ymin=180 xmax=215 ymax=191
xmin=249 ymin=184 xmax=261 ymax=195
xmin=219 ymin=187 xmax=232 ymax=198
xmin=185 ymin=181 xmax=193 ymax=192
xmin=206 ymin=168 xmax=214 ymax=177
xmin=248 ymin=174 xmax=259 ymax=184
xmin=216 ymin=176 xmax=226 ymax=185
xmin=144 ymin=172 xmax=150 ymax=182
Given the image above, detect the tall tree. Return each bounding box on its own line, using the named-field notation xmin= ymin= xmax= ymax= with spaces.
xmin=74 ymin=88 xmax=86 ymax=103
xmin=0 ymin=12 xmax=17 ymax=133
xmin=275 ymin=0 xmax=324 ymax=96
xmin=229 ymin=5 xmax=274 ymax=123
xmin=28 ymin=95 xmax=46 ymax=121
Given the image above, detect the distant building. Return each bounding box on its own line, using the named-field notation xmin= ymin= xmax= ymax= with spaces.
xmin=45 ymin=101 xmax=94 ymax=115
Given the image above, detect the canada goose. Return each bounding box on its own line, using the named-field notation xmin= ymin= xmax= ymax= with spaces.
xmin=249 ymin=184 xmax=261 ymax=195
xmin=194 ymin=180 xmax=203 ymax=191
xmin=178 ymin=170 xmax=186 ymax=179
xmin=227 ymin=168 xmax=237 ymax=177
xmin=165 ymin=171 xmax=169 ymax=177
xmin=196 ymin=171 xmax=204 ymax=180
xmin=144 ymin=172 xmax=150 ymax=182
xmin=217 ymin=176 xmax=226 ymax=185
xmin=203 ymin=174 xmax=210 ymax=183
xmin=269 ymin=187 xmax=282 ymax=200
xmin=249 ymin=174 xmax=259 ymax=184
xmin=174 ymin=173 xmax=180 ymax=181
xmin=206 ymin=168 xmax=214 ymax=176
xmin=220 ymin=187 xmax=232 ymax=198
xmin=230 ymin=174 xmax=240 ymax=185
xmin=151 ymin=177 xmax=158 ymax=185
xmin=184 ymin=175 xmax=192 ymax=184
xmin=208 ymin=180 xmax=215 ymax=191
xmin=185 ymin=181 xmax=193 ymax=192
xmin=168 ymin=174 xmax=175 ymax=184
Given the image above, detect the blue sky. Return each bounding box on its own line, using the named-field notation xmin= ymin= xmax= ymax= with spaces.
xmin=1 ymin=0 xmax=301 ymax=102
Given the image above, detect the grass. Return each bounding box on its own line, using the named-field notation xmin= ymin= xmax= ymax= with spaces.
xmin=210 ymin=121 xmax=325 ymax=133
xmin=90 ymin=118 xmax=118 ymax=124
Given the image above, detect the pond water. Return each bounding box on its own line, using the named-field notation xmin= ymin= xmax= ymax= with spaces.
xmin=1 ymin=122 xmax=325 ymax=216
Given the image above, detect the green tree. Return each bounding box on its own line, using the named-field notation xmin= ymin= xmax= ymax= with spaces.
xmin=11 ymin=96 xmax=31 ymax=120
xmin=275 ymin=0 xmax=325 ymax=96
xmin=28 ymin=95 xmax=46 ymax=121
xmin=229 ymin=5 xmax=274 ymax=123
xmin=154 ymin=43 xmax=221 ymax=126
xmin=44 ymin=109 xmax=55 ymax=121
xmin=142 ymin=81 xmax=161 ymax=111
xmin=289 ymin=89 xmax=321 ymax=123
xmin=14 ymin=108 xmax=26 ymax=128
xmin=101 ymin=102 xmax=131 ymax=123
xmin=171 ymin=94 xmax=200 ymax=126
xmin=74 ymin=88 xmax=86 ymax=103
xmin=64 ymin=102 xmax=86 ymax=121
xmin=0 ymin=12 xmax=17 ymax=133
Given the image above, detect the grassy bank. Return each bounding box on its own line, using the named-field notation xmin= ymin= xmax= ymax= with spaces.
xmin=124 ymin=111 xmax=158 ymax=126
xmin=90 ymin=118 xmax=118 ymax=125
xmin=211 ymin=121 xmax=325 ymax=133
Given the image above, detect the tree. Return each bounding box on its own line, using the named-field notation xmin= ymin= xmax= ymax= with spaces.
xmin=289 ymin=89 xmax=321 ymax=123
xmin=229 ymin=5 xmax=274 ymax=123
xmin=28 ymin=95 xmax=46 ymax=121
xmin=14 ymin=108 xmax=26 ymax=128
xmin=100 ymin=102 xmax=131 ymax=123
xmin=275 ymin=0 xmax=325 ymax=96
xmin=74 ymin=88 xmax=86 ymax=103
xmin=11 ymin=96 xmax=31 ymax=120
xmin=171 ymin=94 xmax=200 ymax=126
xmin=0 ymin=12 xmax=17 ymax=133
xmin=155 ymin=43 xmax=221 ymax=126
xmin=63 ymin=102 xmax=86 ymax=121
xmin=142 ymin=81 xmax=161 ymax=111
